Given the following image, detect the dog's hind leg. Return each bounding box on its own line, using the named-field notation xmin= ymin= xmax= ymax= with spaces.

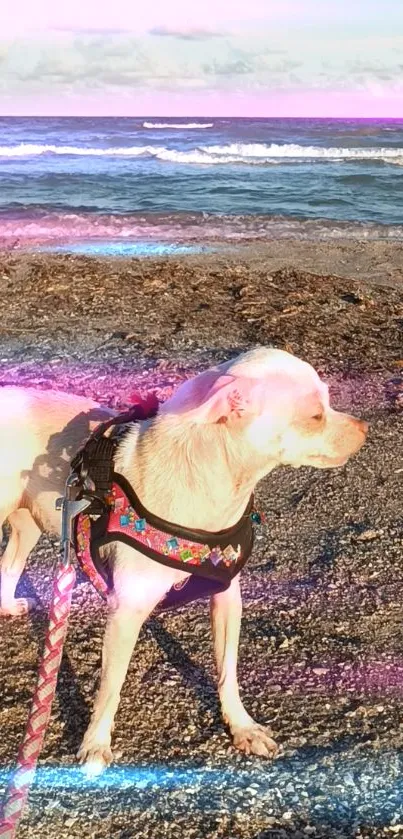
xmin=210 ymin=575 xmax=279 ymax=758
xmin=0 ymin=507 xmax=41 ymax=617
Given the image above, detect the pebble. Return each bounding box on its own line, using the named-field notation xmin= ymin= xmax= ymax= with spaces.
xmin=355 ymin=529 xmax=383 ymax=542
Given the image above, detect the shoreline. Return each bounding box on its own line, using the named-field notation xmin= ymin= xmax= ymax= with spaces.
xmin=1 ymin=236 xmax=403 ymax=287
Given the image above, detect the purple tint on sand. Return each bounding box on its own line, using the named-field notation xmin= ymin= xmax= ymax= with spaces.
xmin=246 ymin=658 xmax=403 ymax=697
xmin=0 ymin=359 xmax=200 ymax=408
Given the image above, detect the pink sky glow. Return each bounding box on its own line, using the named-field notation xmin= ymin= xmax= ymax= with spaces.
xmin=1 ymin=91 xmax=402 ymax=120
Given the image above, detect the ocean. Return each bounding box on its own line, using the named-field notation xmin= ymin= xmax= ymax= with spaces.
xmin=0 ymin=116 xmax=402 ymax=255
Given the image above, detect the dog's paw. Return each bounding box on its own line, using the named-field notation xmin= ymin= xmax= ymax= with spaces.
xmin=232 ymin=723 xmax=280 ymax=758
xmin=77 ymin=743 xmax=113 ymax=777
xmin=0 ymin=597 xmax=37 ymax=617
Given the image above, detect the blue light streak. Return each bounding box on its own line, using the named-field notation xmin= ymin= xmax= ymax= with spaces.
xmin=35 ymin=242 xmax=218 ymax=257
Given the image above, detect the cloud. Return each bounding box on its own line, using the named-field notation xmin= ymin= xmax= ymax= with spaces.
xmin=1 ymin=26 xmax=402 ymax=100
xmin=203 ymin=60 xmax=253 ymax=76
xmin=148 ymin=25 xmax=225 ymax=40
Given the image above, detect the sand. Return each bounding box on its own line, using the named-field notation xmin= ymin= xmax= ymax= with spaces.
xmin=0 ymin=240 xmax=403 ymax=839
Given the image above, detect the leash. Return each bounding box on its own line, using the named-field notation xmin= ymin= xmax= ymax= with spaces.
xmin=0 ymin=478 xmax=91 ymax=839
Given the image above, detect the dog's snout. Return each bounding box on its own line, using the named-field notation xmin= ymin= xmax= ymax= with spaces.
xmin=357 ymin=418 xmax=369 ymax=435
xmin=349 ymin=415 xmax=368 ymax=435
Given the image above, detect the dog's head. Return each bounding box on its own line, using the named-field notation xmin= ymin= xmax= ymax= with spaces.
xmin=162 ymin=347 xmax=367 ymax=474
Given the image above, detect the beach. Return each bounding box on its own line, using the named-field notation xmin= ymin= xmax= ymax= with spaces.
xmin=0 ymin=240 xmax=403 ymax=839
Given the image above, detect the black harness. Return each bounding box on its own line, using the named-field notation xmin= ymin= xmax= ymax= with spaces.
xmin=70 ymin=396 xmax=259 ymax=612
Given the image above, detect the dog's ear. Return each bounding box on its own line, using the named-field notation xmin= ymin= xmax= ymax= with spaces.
xmin=191 ymin=375 xmax=262 ymax=424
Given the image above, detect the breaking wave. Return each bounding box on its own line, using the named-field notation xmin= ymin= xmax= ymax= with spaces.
xmin=1 ymin=141 xmax=402 ymax=166
xmin=0 ymin=143 xmax=160 ymax=157
xmin=199 ymin=142 xmax=403 ymax=164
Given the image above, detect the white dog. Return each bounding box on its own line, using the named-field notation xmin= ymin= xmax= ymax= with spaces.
xmin=0 ymin=347 xmax=367 ymax=775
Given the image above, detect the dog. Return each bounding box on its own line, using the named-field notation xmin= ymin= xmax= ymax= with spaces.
xmin=0 ymin=347 xmax=367 ymax=775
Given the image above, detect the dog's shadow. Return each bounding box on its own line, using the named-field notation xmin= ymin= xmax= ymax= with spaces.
xmin=21 ymin=406 xmax=115 ymax=501
xmin=146 ymin=615 xmax=222 ymax=730
xmin=308 ymin=527 xmax=341 ymax=576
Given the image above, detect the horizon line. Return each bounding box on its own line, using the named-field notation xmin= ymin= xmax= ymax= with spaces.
xmin=1 ymin=114 xmax=403 ymax=120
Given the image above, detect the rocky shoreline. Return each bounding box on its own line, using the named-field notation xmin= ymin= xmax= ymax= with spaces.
xmin=0 ymin=245 xmax=403 ymax=839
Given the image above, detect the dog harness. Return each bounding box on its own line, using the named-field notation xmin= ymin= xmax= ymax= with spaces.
xmin=71 ymin=394 xmax=261 ymax=612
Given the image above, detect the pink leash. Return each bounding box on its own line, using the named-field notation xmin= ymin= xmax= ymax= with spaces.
xmin=0 ymin=562 xmax=76 ymax=839
xmin=0 ymin=476 xmax=91 ymax=839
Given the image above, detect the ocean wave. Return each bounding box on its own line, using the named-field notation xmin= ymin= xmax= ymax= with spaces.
xmin=1 ymin=141 xmax=403 ymax=166
xmin=149 ymin=144 xmax=403 ymax=166
xmin=200 ymin=142 xmax=403 ymax=161
xmin=1 ymin=211 xmax=403 ymax=247
xmin=152 ymin=148 xmax=273 ymax=165
xmin=143 ymin=122 xmax=213 ymax=129
xmin=0 ymin=143 xmax=162 ymax=158
xmin=0 ymin=143 xmax=275 ymax=165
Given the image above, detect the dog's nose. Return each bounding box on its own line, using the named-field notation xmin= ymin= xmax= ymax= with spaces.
xmin=354 ymin=418 xmax=368 ymax=435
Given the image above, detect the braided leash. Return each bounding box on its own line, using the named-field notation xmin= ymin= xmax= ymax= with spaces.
xmin=0 ymin=474 xmax=92 ymax=839
xmin=0 ymin=562 xmax=76 ymax=839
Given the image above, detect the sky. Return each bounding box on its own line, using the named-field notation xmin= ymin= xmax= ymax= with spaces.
xmin=0 ymin=0 xmax=402 ymax=117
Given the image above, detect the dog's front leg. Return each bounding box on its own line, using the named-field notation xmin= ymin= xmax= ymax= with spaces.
xmin=210 ymin=575 xmax=279 ymax=758
xmin=77 ymin=593 xmax=147 ymax=776
xmin=78 ymin=549 xmax=184 ymax=776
